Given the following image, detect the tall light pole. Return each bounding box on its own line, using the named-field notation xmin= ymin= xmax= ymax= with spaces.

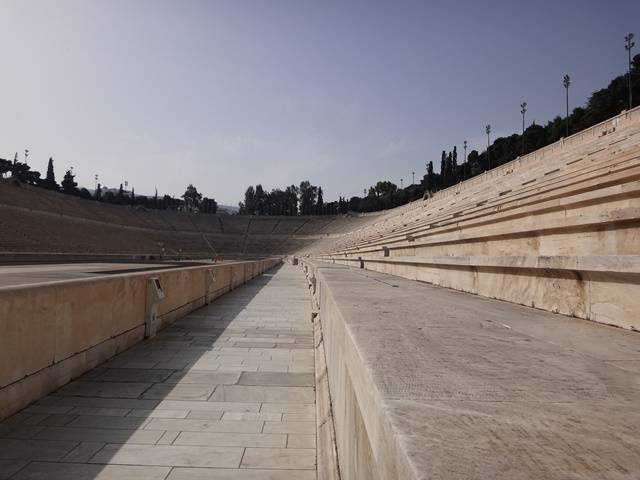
xmin=485 ymin=125 xmax=491 ymax=170
xmin=400 ymin=178 xmax=403 ymax=189
xmin=463 ymin=140 xmax=467 ymax=180
xmin=563 ymin=74 xmax=571 ymax=137
xmin=520 ymin=102 xmax=527 ymax=155
xmin=625 ymin=33 xmax=635 ymax=110
xmin=412 ymin=171 xmax=415 ymax=185
xmin=24 ymin=149 xmax=29 ymax=165
xmin=94 ymin=174 xmax=98 ymax=191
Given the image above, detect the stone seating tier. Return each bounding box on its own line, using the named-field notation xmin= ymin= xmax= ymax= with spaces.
xmin=308 ymin=107 xmax=640 ymax=330
xmin=0 ymin=182 xmax=376 ymax=258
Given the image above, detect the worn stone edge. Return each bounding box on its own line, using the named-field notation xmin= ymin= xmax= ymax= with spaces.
xmin=304 ymin=260 xmax=341 ymax=480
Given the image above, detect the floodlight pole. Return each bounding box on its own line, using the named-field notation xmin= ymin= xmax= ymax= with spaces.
xmin=625 ymin=33 xmax=635 ymax=110
xmin=412 ymin=171 xmax=415 ymax=185
xmin=563 ymin=75 xmax=571 ymax=137
xmin=485 ymin=125 xmax=491 ymax=170
xmin=463 ymin=140 xmax=467 ymax=180
xmin=520 ymin=102 xmax=527 ymax=155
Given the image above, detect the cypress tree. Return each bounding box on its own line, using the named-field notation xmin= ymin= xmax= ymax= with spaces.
xmin=440 ymin=151 xmax=447 ymax=190
xmin=44 ymin=157 xmax=58 ymax=190
xmin=452 ymin=146 xmax=458 ymax=183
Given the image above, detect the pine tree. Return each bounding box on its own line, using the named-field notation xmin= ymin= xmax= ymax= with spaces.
xmin=440 ymin=151 xmax=447 ymax=189
xmin=61 ymin=170 xmax=78 ymax=195
xmin=452 ymin=146 xmax=458 ymax=183
xmin=444 ymin=151 xmax=453 ymax=188
xmin=317 ymin=187 xmax=324 ymax=214
xmin=117 ymin=184 xmax=125 ymax=204
xmin=44 ymin=157 xmax=58 ymax=190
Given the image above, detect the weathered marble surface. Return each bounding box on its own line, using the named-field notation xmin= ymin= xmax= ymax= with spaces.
xmin=309 ymin=261 xmax=640 ymax=480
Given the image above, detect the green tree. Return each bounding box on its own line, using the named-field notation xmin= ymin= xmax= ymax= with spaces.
xmin=440 ymin=151 xmax=447 ymax=188
xmin=239 ymin=186 xmax=256 ymax=215
xmin=299 ymin=180 xmax=318 ymax=215
xmin=285 ymin=185 xmax=299 ymax=215
xmin=44 ymin=157 xmax=58 ymax=190
xmin=201 ymin=197 xmax=218 ymax=214
xmin=162 ymin=194 xmax=173 ymax=209
xmin=117 ymin=184 xmax=125 ymax=204
xmin=317 ymin=187 xmax=324 ymax=214
xmin=10 ymin=161 xmax=40 ymax=185
xmin=254 ymin=184 xmax=267 ymax=215
xmin=181 ymin=184 xmax=202 ymax=211
xmin=424 ymin=161 xmax=435 ymax=192
xmin=267 ymin=188 xmax=287 ymax=215
xmin=0 ymin=158 xmax=12 ymax=177
xmin=61 ymin=169 xmax=78 ymax=194
xmin=452 ymin=146 xmax=458 ymax=184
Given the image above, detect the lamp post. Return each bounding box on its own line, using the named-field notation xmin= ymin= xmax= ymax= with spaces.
xmin=463 ymin=140 xmax=467 ymax=180
xmin=625 ymin=33 xmax=635 ymax=110
xmin=24 ymin=149 xmax=29 ymax=165
xmin=520 ymin=102 xmax=527 ymax=155
xmin=94 ymin=174 xmax=98 ymax=191
xmin=485 ymin=125 xmax=491 ymax=170
xmin=412 ymin=171 xmax=415 ymax=185
xmin=400 ymin=178 xmax=403 ymax=189
xmin=563 ymin=74 xmax=571 ymax=137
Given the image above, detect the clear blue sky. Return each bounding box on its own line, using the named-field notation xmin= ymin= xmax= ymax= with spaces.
xmin=1 ymin=0 xmax=638 ymax=204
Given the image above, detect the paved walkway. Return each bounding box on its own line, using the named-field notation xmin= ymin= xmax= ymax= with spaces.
xmin=0 ymin=264 xmax=316 ymax=479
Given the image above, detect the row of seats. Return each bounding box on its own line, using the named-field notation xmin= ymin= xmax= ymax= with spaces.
xmin=309 ymin=107 xmax=640 ymax=330
xmin=0 ymin=182 xmax=376 ymax=257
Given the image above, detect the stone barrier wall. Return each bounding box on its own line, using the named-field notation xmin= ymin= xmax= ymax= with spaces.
xmin=300 ymin=259 xmax=413 ymax=480
xmin=0 ymin=259 xmax=280 ymax=419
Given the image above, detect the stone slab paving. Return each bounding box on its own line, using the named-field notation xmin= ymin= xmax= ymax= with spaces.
xmin=0 ymin=264 xmax=316 ymax=479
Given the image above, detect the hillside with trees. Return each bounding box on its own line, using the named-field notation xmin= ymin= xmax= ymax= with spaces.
xmin=0 ymin=155 xmax=218 ymax=215
xmin=2 ymin=55 xmax=638 ymax=217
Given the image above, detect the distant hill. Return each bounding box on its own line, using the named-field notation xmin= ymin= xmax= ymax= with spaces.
xmin=218 ymin=204 xmax=239 ymax=214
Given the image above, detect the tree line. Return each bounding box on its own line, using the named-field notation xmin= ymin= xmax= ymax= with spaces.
xmin=3 ymin=54 xmax=637 ymax=217
xmin=422 ymin=54 xmax=640 ymax=195
xmin=338 ymin=53 xmax=640 ymax=213
xmin=0 ymin=156 xmax=218 ymax=214
xmin=237 ymin=55 xmax=639 ymax=216
xmin=239 ymin=181 xmax=332 ymax=215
